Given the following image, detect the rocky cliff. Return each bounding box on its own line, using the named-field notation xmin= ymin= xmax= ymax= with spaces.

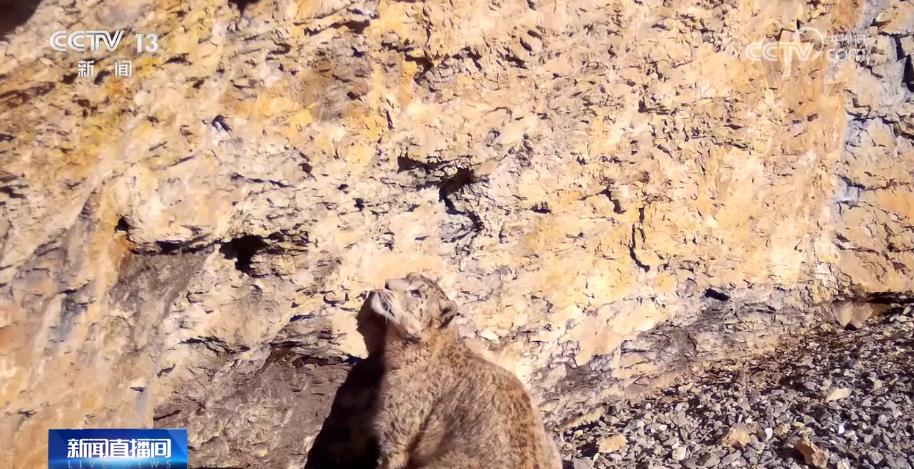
xmin=0 ymin=0 xmax=912 ymax=467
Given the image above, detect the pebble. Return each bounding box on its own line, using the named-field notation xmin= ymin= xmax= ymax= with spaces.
xmin=671 ymin=447 xmax=687 ymax=461
xmin=887 ymin=456 xmax=913 ymax=469
xmin=572 ymin=457 xmax=593 ymax=469
xmin=720 ymin=452 xmax=741 ymax=465
xmin=697 ymin=453 xmax=720 ymax=466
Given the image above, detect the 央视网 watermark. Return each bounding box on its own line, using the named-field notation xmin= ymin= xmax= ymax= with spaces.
xmin=744 ymin=27 xmax=873 ymax=64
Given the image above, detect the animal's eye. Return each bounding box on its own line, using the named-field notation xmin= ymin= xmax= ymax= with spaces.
xmin=410 ymin=289 xmax=421 ymax=298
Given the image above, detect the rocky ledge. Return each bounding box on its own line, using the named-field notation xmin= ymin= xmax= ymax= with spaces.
xmin=564 ymin=305 xmax=914 ymax=469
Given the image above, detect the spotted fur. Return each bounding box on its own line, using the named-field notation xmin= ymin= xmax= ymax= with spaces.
xmin=369 ymin=273 xmax=562 ymax=469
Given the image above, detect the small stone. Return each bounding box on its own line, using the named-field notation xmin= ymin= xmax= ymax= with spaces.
xmin=825 ymin=387 xmax=851 ymax=402
xmin=597 ymin=433 xmax=627 ymax=453
xmin=572 ymin=457 xmax=594 ymax=469
xmin=775 ymin=423 xmax=791 ymax=436
xmin=886 ymin=455 xmax=912 ymax=469
xmin=721 ymin=423 xmax=752 ymax=448
xmin=721 ymin=452 xmax=741 ymax=465
xmin=322 ymin=291 xmax=346 ymax=304
xmin=869 ymin=452 xmax=885 ymax=465
xmin=698 ymin=453 xmax=721 ymax=467
xmin=671 ymin=446 xmax=687 ymax=461
xmin=793 ymin=437 xmax=829 ymax=469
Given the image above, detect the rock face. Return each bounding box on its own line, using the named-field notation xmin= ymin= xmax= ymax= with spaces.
xmin=0 ymin=0 xmax=911 ymax=467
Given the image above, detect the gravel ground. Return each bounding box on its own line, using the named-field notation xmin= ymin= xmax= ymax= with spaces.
xmin=563 ymin=305 xmax=914 ymax=469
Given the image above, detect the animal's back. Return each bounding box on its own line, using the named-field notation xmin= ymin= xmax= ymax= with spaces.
xmin=411 ymin=341 xmax=560 ymax=469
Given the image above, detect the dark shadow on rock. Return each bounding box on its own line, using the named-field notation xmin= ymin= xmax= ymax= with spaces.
xmin=0 ymin=0 xmax=42 ymax=39
xmin=305 ymin=300 xmax=386 ymax=469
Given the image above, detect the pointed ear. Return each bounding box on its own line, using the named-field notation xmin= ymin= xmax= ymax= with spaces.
xmin=440 ymin=299 xmax=458 ymax=327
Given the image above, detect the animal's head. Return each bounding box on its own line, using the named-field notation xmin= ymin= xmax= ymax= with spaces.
xmin=369 ymin=273 xmax=458 ymax=341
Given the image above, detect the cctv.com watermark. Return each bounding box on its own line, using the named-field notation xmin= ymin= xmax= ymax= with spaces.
xmin=48 ymin=29 xmax=161 ymax=80
xmin=744 ymin=27 xmax=873 ymax=64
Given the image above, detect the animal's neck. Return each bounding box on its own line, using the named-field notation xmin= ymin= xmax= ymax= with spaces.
xmin=383 ymin=328 xmax=458 ymax=370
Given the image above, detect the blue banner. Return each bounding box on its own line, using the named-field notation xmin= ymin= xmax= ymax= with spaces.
xmin=48 ymin=429 xmax=188 ymax=469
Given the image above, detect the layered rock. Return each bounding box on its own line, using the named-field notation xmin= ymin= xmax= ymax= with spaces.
xmin=0 ymin=0 xmax=911 ymax=467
